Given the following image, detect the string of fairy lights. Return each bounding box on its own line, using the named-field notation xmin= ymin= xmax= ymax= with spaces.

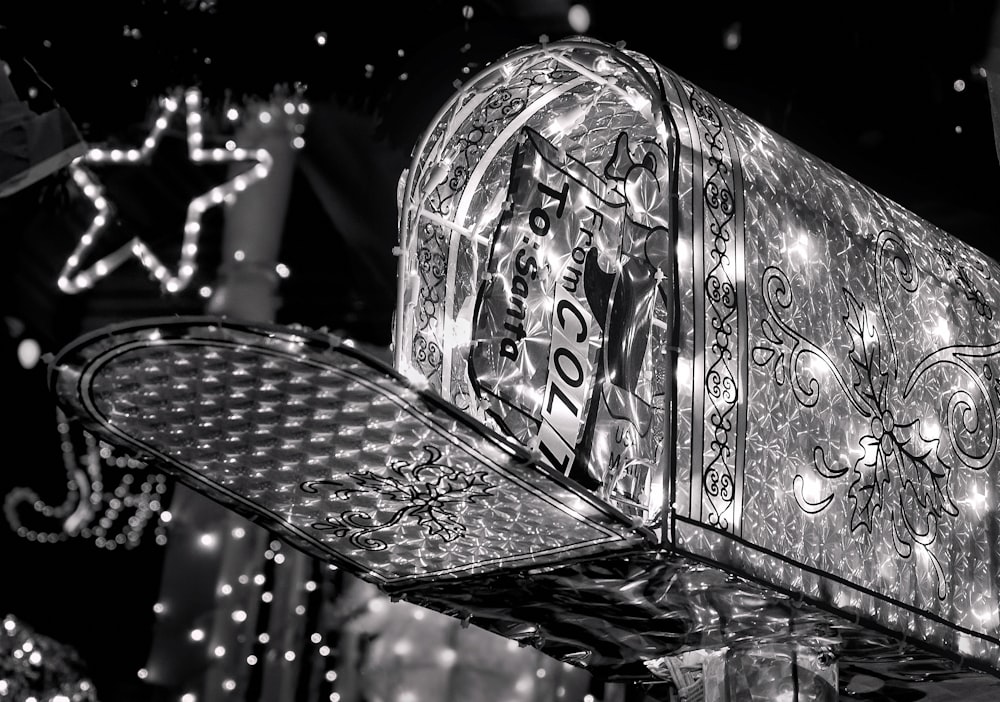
xmin=5 ymin=84 xmax=311 ymax=553
xmin=58 ymin=87 xmax=309 ymax=297
xmin=138 ymin=532 xmax=342 ymax=701
xmin=3 ymin=408 xmax=169 ymax=550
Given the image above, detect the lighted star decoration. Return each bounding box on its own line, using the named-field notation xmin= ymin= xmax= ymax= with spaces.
xmin=59 ymin=87 xmax=273 ymax=295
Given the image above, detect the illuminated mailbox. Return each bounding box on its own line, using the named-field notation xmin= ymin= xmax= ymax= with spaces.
xmin=51 ymin=36 xmax=1000 ymax=696
xmin=395 ymin=33 xmax=1000 ymax=667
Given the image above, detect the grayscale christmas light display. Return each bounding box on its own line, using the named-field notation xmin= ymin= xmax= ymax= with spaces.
xmin=49 ymin=36 xmax=1000 ymax=700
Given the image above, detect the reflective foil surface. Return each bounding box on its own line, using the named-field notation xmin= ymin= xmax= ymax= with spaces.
xmin=394 ymin=36 xmax=1000 ymax=680
xmin=49 ymin=318 xmax=651 ymax=585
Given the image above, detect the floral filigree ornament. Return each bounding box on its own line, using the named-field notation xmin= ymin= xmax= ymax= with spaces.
xmin=752 ymin=229 xmax=1000 ymax=598
xmin=301 ymin=445 xmax=495 ymax=551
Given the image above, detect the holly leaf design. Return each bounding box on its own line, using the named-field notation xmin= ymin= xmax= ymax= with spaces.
xmin=848 ymin=416 xmax=957 ymax=549
xmin=848 ymin=435 xmax=891 ymax=532
xmin=351 ymin=470 xmax=418 ymax=502
xmin=756 ymin=239 xmax=1000 ymax=600
xmin=434 ymin=467 xmax=495 ymax=502
xmin=891 ymin=419 xmax=957 ymax=530
xmin=416 ymin=507 xmax=466 ymax=542
xmin=842 ymin=289 xmax=885 ymax=416
xmin=301 ymin=470 xmax=416 ymax=502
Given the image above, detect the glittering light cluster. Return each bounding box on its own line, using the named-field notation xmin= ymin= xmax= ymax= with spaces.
xmin=3 ymin=408 xmax=168 ymax=549
xmin=59 ymin=87 xmax=274 ymax=295
xmin=0 ymin=614 xmax=99 ymax=702
xmin=319 ymin=578 xmax=595 ymax=702
xmin=223 ymin=91 xmax=311 ymax=152
xmin=144 ymin=533 xmax=339 ymax=701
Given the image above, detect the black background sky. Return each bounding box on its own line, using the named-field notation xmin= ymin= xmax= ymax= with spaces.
xmin=2 ymin=1 xmax=1000 ymax=342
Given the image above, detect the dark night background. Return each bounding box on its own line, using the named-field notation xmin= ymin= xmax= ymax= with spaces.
xmin=2 ymin=1 xmax=1000 ymax=700
xmin=3 ymin=1 xmax=1000 ymax=343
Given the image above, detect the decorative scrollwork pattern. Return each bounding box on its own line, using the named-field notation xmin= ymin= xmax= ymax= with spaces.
xmin=302 ymin=445 xmax=495 ymax=551
xmin=752 ymin=229 xmax=999 ymax=598
xmin=686 ymin=81 xmax=743 ymax=532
